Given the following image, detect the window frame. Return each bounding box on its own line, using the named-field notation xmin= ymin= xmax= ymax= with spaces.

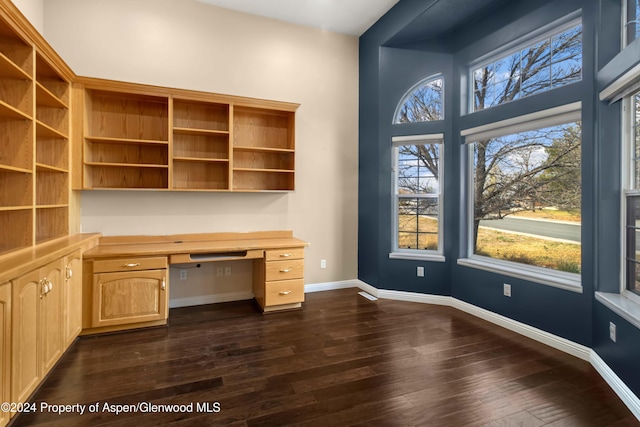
xmin=621 ymin=91 xmax=640 ymax=305
xmin=390 ymin=134 xmax=445 ymax=262
xmin=393 ymin=74 xmax=444 ymax=124
xmin=468 ymin=17 xmax=583 ymax=114
xmin=458 ymin=103 xmax=583 ymax=292
xmin=623 ymin=0 xmax=640 ymax=47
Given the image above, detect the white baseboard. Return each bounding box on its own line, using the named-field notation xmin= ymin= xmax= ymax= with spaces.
xmin=169 ymin=291 xmax=254 ymax=308
xmin=591 ymin=352 xmax=640 ymax=420
xmin=306 ymin=279 xmax=638 ymax=419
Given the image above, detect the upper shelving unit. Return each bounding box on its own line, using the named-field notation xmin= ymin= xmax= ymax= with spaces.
xmin=83 ymin=89 xmax=169 ymax=189
xmin=76 ymin=78 xmax=298 ymax=192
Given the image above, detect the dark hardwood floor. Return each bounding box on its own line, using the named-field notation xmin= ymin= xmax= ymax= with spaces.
xmin=10 ymin=288 xmax=639 ymax=426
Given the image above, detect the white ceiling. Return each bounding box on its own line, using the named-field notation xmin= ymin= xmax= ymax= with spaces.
xmin=194 ymin=0 xmax=399 ymax=36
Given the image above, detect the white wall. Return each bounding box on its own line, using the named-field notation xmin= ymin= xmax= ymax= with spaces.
xmin=41 ymin=0 xmax=359 ymax=289
xmin=11 ymin=0 xmax=43 ymax=33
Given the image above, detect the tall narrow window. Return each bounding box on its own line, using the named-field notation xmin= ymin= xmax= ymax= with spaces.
xmin=392 ymin=135 xmax=443 ymax=258
xmin=393 ymin=76 xmax=443 ymax=123
xmin=624 ymin=0 xmax=640 ymax=46
xmin=463 ymin=106 xmax=582 ymax=277
xmin=471 ymin=21 xmax=582 ymax=112
xmin=624 ymin=90 xmax=640 ymax=297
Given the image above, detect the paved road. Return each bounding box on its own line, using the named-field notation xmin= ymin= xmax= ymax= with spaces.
xmin=479 ymin=216 xmax=580 ymax=243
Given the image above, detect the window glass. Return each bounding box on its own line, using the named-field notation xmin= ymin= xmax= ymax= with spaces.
xmin=625 ymin=91 xmax=640 ymax=296
xmin=394 ymin=141 xmax=442 ymax=253
xmin=472 ymin=23 xmax=582 ymax=112
xmin=625 ymin=0 xmax=640 ymax=46
xmin=470 ymin=122 xmax=582 ymax=273
xmin=394 ymin=77 xmax=443 ymax=123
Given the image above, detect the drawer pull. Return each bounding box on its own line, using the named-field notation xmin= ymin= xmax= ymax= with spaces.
xmin=280 ymin=253 xmax=292 ymax=258
xmin=279 ymin=291 xmax=292 ymax=295
xmin=280 ymin=269 xmax=292 ymax=273
xmin=122 ymin=263 xmax=140 ymax=268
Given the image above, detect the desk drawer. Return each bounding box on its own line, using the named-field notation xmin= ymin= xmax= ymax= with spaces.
xmin=265 ymin=248 xmax=304 ymax=262
xmin=93 ymin=257 xmax=167 ymax=273
xmin=264 ymin=279 xmax=304 ymax=306
xmin=265 ymin=259 xmax=304 ymax=281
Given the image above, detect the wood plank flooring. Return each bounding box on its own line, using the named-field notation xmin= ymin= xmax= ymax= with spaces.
xmin=10 ymin=288 xmax=639 ymax=426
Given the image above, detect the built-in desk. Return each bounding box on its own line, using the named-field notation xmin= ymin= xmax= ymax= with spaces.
xmin=81 ymin=231 xmax=309 ymax=334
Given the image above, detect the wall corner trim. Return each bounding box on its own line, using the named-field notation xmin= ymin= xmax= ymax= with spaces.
xmin=303 ymin=280 xmax=640 ymax=420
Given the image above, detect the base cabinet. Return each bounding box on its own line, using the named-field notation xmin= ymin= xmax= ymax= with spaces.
xmin=0 ymin=282 xmax=10 ymax=427
xmin=63 ymin=250 xmax=82 ymax=347
xmin=91 ymin=257 xmax=168 ymax=328
xmin=253 ymin=248 xmax=305 ymax=312
xmin=11 ymin=258 xmax=64 ymax=406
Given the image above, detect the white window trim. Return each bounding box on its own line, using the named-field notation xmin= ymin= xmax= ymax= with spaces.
xmin=621 ymin=93 xmax=640 ymax=306
xmin=390 ymin=134 xmax=445 ymax=261
xmin=459 ymin=104 xmax=582 ymax=292
xmin=393 ymin=74 xmax=444 ymax=124
xmin=468 ymin=16 xmax=583 ymax=114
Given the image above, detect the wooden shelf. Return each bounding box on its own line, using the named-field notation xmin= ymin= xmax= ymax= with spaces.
xmin=0 ymin=169 xmax=32 ymax=208
xmin=233 ymin=169 xmax=294 ymax=191
xmin=36 ymin=82 xmax=67 ymax=109
xmin=85 ymin=89 xmax=169 ymax=141
xmin=173 ymin=99 xmax=229 ymax=132
xmin=173 ymin=160 xmax=229 ymax=190
xmin=0 ymin=99 xmax=31 ymax=120
xmin=36 ymin=120 xmax=67 ymax=139
xmin=0 ymin=51 xmax=30 ymax=80
xmin=0 ymin=164 xmax=31 ymax=174
xmin=36 ymin=206 xmax=68 ymax=244
xmin=84 ymin=164 xmax=168 ymax=189
xmin=85 ymin=136 xmax=169 ymax=146
xmin=0 ymin=208 xmax=33 ymax=255
xmin=35 ymin=163 xmax=67 ymax=173
xmin=173 ymin=156 xmax=228 ymax=163
xmin=173 ymin=127 xmax=228 ymax=136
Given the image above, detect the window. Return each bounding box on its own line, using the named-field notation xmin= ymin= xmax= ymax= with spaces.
xmin=393 ymin=76 xmax=443 ymax=123
xmin=471 ymin=21 xmax=582 ymax=112
xmin=624 ymin=90 xmax=640 ymax=300
xmin=461 ymin=105 xmax=582 ymax=288
xmin=391 ymin=135 xmax=443 ymax=260
xmin=624 ymin=0 xmax=640 ymax=46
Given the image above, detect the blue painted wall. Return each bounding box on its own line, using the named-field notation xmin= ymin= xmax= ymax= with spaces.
xmin=359 ymin=0 xmax=640 ymax=398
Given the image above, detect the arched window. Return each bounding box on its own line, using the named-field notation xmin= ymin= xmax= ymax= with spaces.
xmin=393 ymin=75 xmax=444 ymax=124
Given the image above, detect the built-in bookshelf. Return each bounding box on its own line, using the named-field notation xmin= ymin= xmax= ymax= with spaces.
xmin=77 ymin=79 xmax=298 ymax=192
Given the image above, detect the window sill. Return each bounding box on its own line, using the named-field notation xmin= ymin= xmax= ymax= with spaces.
xmin=389 ymin=252 xmax=445 ymax=262
xmin=457 ymin=257 xmax=582 ymax=293
xmin=595 ymin=292 xmax=640 ymax=330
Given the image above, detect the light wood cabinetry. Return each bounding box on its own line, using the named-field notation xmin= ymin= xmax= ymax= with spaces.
xmin=75 ymin=79 xmax=298 ymax=192
xmin=0 ymin=6 xmax=71 ymax=256
xmin=91 ymin=256 xmax=168 ymax=328
xmin=254 ymin=248 xmax=305 ymax=312
xmin=63 ymin=249 xmax=82 ymax=347
xmin=11 ymin=258 xmax=64 ymax=405
xmin=0 ymin=282 xmax=10 ymax=427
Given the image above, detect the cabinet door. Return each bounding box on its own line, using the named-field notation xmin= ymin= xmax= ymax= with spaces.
xmin=63 ymin=250 xmax=82 ymax=347
xmin=0 ymin=282 xmax=10 ymax=427
xmin=93 ymin=270 xmax=167 ymax=327
xmin=40 ymin=259 xmax=64 ymax=375
xmin=11 ymin=269 xmax=41 ymax=405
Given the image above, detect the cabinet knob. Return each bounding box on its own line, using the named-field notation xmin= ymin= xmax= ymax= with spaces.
xmin=279 ymin=291 xmax=292 ymax=295
xmin=66 ymin=266 xmax=73 ymax=280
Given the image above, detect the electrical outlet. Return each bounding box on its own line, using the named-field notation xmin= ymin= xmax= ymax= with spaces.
xmin=320 ymin=259 xmax=327 ymax=269
xmin=417 ymin=266 xmax=425 ymax=277
xmin=216 ymin=267 xmax=224 ymax=277
xmin=503 ymin=283 xmax=511 ymax=297
xmin=179 ymin=269 xmax=187 ymax=280
xmin=609 ymin=322 xmax=617 ymax=342
xmin=224 ymin=266 xmax=232 ymax=276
